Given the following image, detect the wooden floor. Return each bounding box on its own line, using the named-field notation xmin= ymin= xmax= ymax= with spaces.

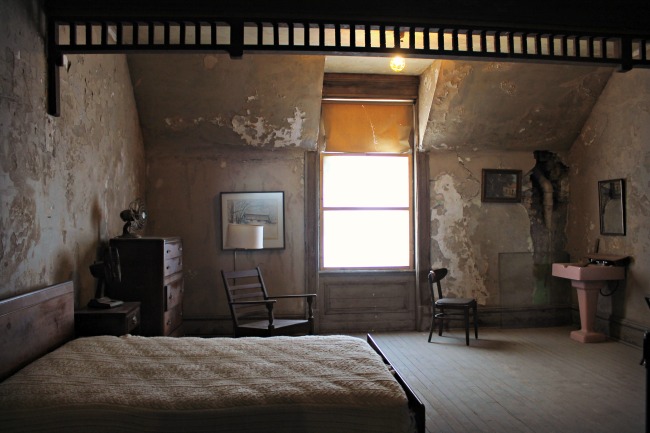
xmin=365 ymin=327 xmax=645 ymax=433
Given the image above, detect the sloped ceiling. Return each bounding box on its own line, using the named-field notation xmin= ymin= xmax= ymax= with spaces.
xmin=127 ymin=53 xmax=613 ymax=153
xmin=422 ymin=60 xmax=613 ymax=151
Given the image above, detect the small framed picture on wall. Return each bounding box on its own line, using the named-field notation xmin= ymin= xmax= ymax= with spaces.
xmin=481 ymin=169 xmax=522 ymax=203
xmin=220 ymin=191 xmax=285 ymax=249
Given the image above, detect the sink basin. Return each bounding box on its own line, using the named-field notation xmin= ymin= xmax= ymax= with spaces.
xmin=552 ymin=263 xmax=625 ymax=281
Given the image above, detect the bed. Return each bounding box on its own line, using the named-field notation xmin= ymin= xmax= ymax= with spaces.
xmin=0 ymin=281 xmax=424 ymax=433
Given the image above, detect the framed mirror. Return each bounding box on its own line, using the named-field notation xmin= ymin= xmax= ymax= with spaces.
xmin=598 ymin=178 xmax=626 ymax=235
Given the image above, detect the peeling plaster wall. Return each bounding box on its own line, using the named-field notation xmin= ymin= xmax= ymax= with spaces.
xmin=0 ymin=0 xmax=145 ymax=304
xmin=429 ymin=151 xmax=539 ymax=308
xmin=567 ymin=69 xmax=650 ymax=339
xmin=128 ymin=54 xmax=323 ymax=152
xmin=422 ymin=60 xmax=612 ymax=152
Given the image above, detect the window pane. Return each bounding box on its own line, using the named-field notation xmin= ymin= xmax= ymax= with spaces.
xmin=323 ymin=155 xmax=409 ymax=207
xmin=323 ymin=210 xmax=410 ymax=268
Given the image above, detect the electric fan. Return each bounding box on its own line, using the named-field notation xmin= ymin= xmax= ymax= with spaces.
xmin=88 ymin=245 xmax=124 ymax=308
xmin=119 ymin=198 xmax=147 ymax=238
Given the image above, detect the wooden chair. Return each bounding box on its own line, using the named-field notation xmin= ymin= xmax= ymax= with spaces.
xmin=221 ymin=267 xmax=316 ymax=337
xmin=428 ymin=268 xmax=478 ymax=345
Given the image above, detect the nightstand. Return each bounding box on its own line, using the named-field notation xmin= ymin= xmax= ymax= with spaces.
xmin=75 ymin=302 xmax=141 ymax=337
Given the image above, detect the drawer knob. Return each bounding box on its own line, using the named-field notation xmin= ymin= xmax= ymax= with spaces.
xmin=131 ymin=316 xmax=138 ymax=325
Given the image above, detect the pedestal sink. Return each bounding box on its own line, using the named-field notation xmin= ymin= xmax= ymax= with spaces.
xmin=552 ymin=263 xmax=625 ymax=343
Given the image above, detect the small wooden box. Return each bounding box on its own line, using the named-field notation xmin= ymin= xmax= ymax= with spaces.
xmin=75 ymin=302 xmax=141 ymax=337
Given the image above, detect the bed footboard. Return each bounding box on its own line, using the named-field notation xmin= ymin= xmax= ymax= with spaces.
xmin=367 ymin=334 xmax=425 ymax=433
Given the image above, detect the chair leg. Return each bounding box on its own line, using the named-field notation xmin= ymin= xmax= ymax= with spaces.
xmin=428 ymin=313 xmax=436 ymax=342
xmin=464 ymin=308 xmax=470 ymax=346
xmin=473 ymin=305 xmax=478 ymax=340
xmin=438 ymin=309 xmax=444 ymax=337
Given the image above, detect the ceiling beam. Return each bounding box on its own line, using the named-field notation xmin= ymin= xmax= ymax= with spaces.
xmin=44 ymin=0 xmax=650 ymax=37
xmin=42 ymin=0 xmax=650 ymax=116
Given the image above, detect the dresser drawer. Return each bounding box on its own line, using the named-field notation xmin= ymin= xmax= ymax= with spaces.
xmin=163 ymin=304 xmax=183 ymax=336
xmin=124 ymin=306 xmax=141 ymax=333
xmin=164 ymin=240 xmax=183 ymax=259
xmin=164 ymin=277 xmax=184 ymax=312
xmin=164 ymin=256 xmax=182 ymax=276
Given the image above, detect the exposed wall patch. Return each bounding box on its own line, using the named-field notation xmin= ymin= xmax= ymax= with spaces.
xmin=231 ymin=107 xmax=306 ymax=148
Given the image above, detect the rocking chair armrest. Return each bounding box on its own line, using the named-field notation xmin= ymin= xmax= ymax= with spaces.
xmin=268 ymin=294 xmax=317 ymax=320
xmin=269 ymin=294 xmax=317 ymax=300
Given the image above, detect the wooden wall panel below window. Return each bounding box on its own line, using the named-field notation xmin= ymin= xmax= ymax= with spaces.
xmin=317 ymin=271 xmax=416 ymax=333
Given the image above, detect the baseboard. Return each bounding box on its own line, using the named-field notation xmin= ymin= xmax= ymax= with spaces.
xmin=590 ymin=310 xmax=648 ymax=348
xmin=476 ymin=305 xmax=572 ymax=328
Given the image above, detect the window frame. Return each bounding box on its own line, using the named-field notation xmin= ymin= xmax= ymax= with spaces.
xmin=319 ymin=150 xmax=414 ymax=271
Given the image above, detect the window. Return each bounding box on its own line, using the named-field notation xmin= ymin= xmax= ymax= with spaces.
xmin=320 ymin=102 xmax=414 ymax=269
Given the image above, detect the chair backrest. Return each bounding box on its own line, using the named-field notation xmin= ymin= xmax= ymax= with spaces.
xmin=221 ymin=267 xmax=272 ymax=327
xmin=427 ymin=268 xmax=448 ymax=302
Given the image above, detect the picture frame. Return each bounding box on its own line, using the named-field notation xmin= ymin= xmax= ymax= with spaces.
xmin=220 ymin=191 xmax=285 ymax=249
xmin=481 ymin=169 xmax=522 ymax=203
xmin=598 ymin=178 xmax=625 ymax=236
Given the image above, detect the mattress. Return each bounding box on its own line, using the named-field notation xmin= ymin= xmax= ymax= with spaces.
xmin=0 ymin=334 xmax=413 ymax=433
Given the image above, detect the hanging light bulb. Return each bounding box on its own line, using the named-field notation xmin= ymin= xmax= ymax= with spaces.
xmin=389 ymin=55 xmax=406 ymax=72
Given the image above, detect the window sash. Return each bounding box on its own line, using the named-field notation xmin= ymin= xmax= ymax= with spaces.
xmin=319 ymin=100 xmax=414 ymax=270
xmin=320 ymin=154 xmax=413 ymax=270
xmin=322 ymin=209 xmax=411 ymax=268
xmin=322 ymin=154 xmax=410 ymax=208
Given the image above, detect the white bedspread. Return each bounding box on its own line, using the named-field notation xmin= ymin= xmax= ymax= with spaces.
xmin=0 ymin=335 xmax=413 ymax=433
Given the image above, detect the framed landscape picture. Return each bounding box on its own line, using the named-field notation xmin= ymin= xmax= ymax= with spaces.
xmin=220 ymin=191 xmax=285 ymax=249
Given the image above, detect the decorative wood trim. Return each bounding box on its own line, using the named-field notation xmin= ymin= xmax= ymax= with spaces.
xmin=415 ymin=151 xmax=431 ymax=330
xmin=323 ymin=73 xmax=419 ymax=100
xmin=43 ymin=2 xmax=650 ymax=116
xmin=304 ymin=150 xmax=320 ymax=331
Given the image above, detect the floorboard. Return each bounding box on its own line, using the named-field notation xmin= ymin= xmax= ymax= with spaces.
xmin=363 ymin=327 xmax=645 ymax=433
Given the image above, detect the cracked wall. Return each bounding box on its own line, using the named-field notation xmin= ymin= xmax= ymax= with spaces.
xmin=0 ymin=0 xmax=145 ymax=303
xmin=429 ymin=151 xmax=537 ymax=308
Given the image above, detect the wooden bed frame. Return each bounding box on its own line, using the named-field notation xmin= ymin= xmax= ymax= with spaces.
xmin=0 ymin=281 xmax=74 ymax=381
xmin=367 ymin=334 xmax=426 ymax=433
xmin=0 ymin=281 xmax=424 ymax=433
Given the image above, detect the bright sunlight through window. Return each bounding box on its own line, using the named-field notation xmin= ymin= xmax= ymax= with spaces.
xmin=321 ymin=155 xmax=411 ymax=268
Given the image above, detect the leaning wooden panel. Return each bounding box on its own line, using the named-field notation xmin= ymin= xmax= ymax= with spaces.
xmin=0 ymin=281 xmax=74 ymax=381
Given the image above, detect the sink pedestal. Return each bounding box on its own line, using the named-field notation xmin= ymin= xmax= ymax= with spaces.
xmin=569 ymin=280 xmax=607 ymax=343
xmin=552 ymin=262 xmax=625 ymax=344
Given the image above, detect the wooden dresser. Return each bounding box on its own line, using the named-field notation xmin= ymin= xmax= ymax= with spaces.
xmin=108 ymin=236 xmax=184 ymax=336
xmin=75 ymin=302 xmax=141 ymax=337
